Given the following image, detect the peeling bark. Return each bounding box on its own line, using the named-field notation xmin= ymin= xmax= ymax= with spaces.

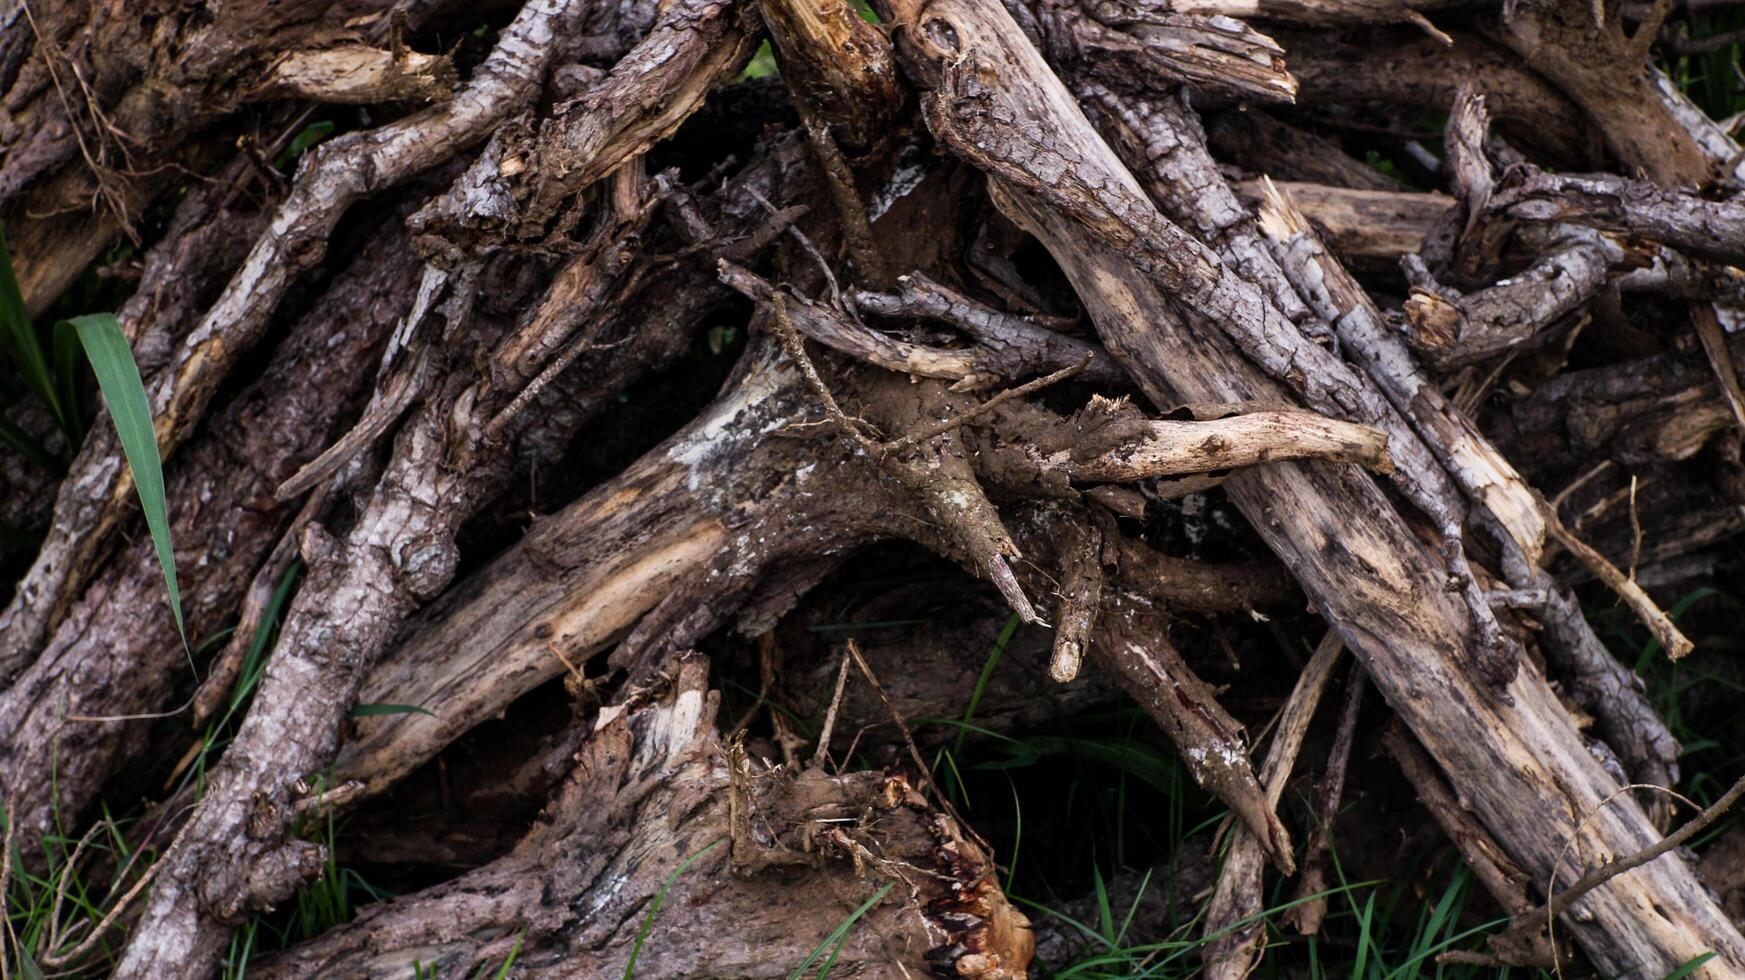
xmin=0 ymin=221 xmax=420 ymax=854
xmin=876 ymin=0 xmax=1744 ymax=967
xmin=259 ymin=658 xmax=1034 ymax=978
xmin=5 ymin=0 xmax=1744 ymax=972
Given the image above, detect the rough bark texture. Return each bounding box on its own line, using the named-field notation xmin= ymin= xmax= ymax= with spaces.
xmin=874 ymin=0 xmax=1744 ymax=969
xmin=5 ymin=0 xmax=1745 ymax=973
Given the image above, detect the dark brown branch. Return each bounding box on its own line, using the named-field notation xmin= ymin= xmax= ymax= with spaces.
xmin=1493 ymin=166 xmax=1745 ymax=268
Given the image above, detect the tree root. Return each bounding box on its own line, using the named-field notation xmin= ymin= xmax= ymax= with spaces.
xmin=257 ymin=657 xmax=1034 ymax=978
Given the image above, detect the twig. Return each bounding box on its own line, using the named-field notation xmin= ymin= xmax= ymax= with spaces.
xmin=292 ymin=780 xmax=368 ymax=815
xmin=800 ymin=114 xmax=890 ymax=287
xmin=1383 ymin=723 xmax=1537 ymax=919
xmin=1048 ymin=516 xmax=1103 ymax=683
xmin=1523 ymin=772 xmax=1745 ymax=959
xmin=38 ymin=852 xmax=168 ymax=968
xmin=1627 ymin=475 xmax=1642 ymax=582
xmin=1201 ymin=631 xmax=1342 ymax=973
xmin=766 ymin=290 xmax=1041 ymax=623
xmin=1693 ymin=304 xmax=1745 ymax=431
xmin=767 ymin=294 xmax=884 ymax=448
xmin=843 ymin=639 xmax=986 ymax=848
xmin=1285 ymin=663 xmax=1365 ymax=935
xmin=881 ymin=354 xmax=1092 ymax=456
xmin=1550 ymin=460 xmax=1614 ymax=515
xmin=1629 ymin=0 xmax=1679 ymax=59
xmin=45 ymin=819 xmax=107 ymax=953
xmin=810 ymin=652 xmax=854 ymax=770
xmin=1544 ymin=504 xmax=1694 ymax=659
xmin=544 ymin=640 xmax=587 ymax=684
xmin=1475 ymin=776 xmax=1724 ymax=969
xmin=728 ymin=634 xmax=780 ymax=738
xmin=748 ymin=186 xmax=845 ymax=310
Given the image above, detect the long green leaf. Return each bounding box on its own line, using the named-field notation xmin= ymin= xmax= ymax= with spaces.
xmin=0 ymin=223 xmax=68 ymax=435
xmin=788 ymin=881 xmax=894 ymax=979
xmin=1664 ymin=953 xmax=1718 ymax=980
xmin=623 ymin=839 xmax=721 ymax=978
xmin=68 ymin=313 xmax=185 ymax=645
xmin=0 ymin=411 xmax=62 ymax=475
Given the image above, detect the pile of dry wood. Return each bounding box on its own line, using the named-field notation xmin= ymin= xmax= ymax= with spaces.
xmin=3 ymin=0 xmax=1745 ymax=973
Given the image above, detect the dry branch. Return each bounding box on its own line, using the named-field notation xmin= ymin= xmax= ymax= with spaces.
xmin=260 ymin=658 xmax=1034 ymax=978
xmin=1493 ymin=166 xmax=1745 ymax=268
xmin=1402 ymin=226 xmax=1618 ymax=370
xmin=1201 ymin=632 xmax=1342 ymax=978
xmin=3 ymin=0 xmax=1743 ymax=972
xmin=878 ymin=0 xmax=1745 ymax=968
xmin=110 ymin=14 xmax=758 ymax=962
xmin=1233 ymin=180 xmax=1451 ymax=264
xmin=0 ymin=0 xmax=591 ymax=677
xmin=1284 ymin=664 xmax=1365 ymax=936
xmin=0 ymin=223 xmax=419 ymax=856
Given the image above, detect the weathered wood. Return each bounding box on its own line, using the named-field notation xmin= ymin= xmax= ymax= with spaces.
xmin=1489 ymin=0 xmax=1714 ymax=185
xmin=110 ymin=10 xmax=758 ymax=961
xmin=1494 ymin=166 xmax=1745 ymax=268
xmin=1274 ymin=27 xmax=1591 ymax=166
xmin=0 ymin=223 xmax=419 ymax=857
xmin=877 ymin=0 xmax=1745 ymax=969
xmin=1234 ymin=179 xmax=1450 ymax=263
xmin=0 ymin=0 xmax=594 ymax=679
xmin=1211 ymin=110 xmax=1404 ymax=192
xmin=261 ymin=658 xmax=1035 ymax=978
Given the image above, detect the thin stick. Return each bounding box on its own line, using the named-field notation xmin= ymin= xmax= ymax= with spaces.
xmin=38 ymin=852 xmax=168 ymax=968
xmin=882 ymin=354 xmax=1092 ymax=456
xmin=1544 ymin=505 xmax=1694 ymax=659
xmin=843 ymin=639 xmax=985 ymax=847
xmin=1048 ymin=517 xmax=1103 ymax=683
xmin=1693 ymin=303 xmax=1745 ymax=430
xmin=1538 ymin=770 xmax=1745 ymax=941
xmin=768 ymin=294 xmax=883 ymax=449
xmin=45 ymin=818 xmax=107 ymax=953
xmin=1384 ymin=724 xmax=1536 ymax=918
xmin=1627 ymin=475 xmax=1642 ymax=582
xmin=800 ymin=113 xmax=890 ymax=287
xmin=810 ymin=652 xmax=854 ymax=770
xmin=1285 ymin=663 xmax=1365 ymax=935
xmin=748 ymin=186 xmax=845 ymax=310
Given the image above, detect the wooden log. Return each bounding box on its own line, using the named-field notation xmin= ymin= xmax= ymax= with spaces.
xmin=876 ymin=0 xmax=1745 ymax=969
xmin=0 ymin=224 xmax=420 ymax=856
xmin=258 ymin=658 xmax=1034 ymax=978
xmin=1234 ymin=179 xmax=1451 ymax=264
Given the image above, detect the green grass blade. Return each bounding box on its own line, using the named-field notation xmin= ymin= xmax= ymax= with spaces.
xmin=274 ymin=120 xmax=335 ymax=169
xmin=230 ymin=560 xmax=302 ymax=714
xmin=0 ymin=410 xmax=62 ymax=475
xmin=1352 ymin=891 xmax=1376 ymax=979
xmin=1092 ymin=863 xmax=1113 ymax=940
xmin=955 ymin=613 xmax=1020 ymax=759
xmin=493 ymin=934 xmax=524 ymax=979
xmin=0 ymin=223 xmax=69 ymax=436
xmin=948 ymin=612 xmax=1021 ymax=803
xmin=788 ymin=880 xmax=894 ymax=979
xmin=50 ymin=318 xmax=84 ymax=440
xmin=623 ymin=839 xmax=720 ymax=978
xmin=1664 ymin=953 xmax=1717 ymax=980
xmin=69 ymin=313 xmax=185 ymax=647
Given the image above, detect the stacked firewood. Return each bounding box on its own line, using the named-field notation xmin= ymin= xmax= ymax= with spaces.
xmin=2 ymin=0 xmax=1744 ymax=973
